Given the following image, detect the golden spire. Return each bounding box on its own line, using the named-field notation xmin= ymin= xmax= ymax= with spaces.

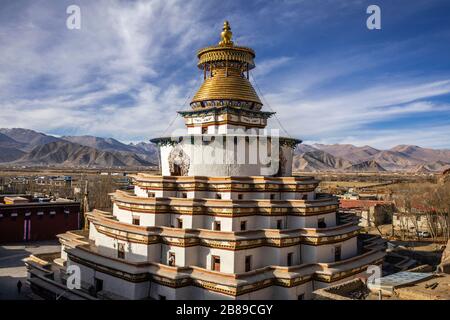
xmin=219 ymin=20 xmax=233 ymax=46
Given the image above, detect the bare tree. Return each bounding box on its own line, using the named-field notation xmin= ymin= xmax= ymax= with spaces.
xmin=88 ymin=175 xmax=116 ymax=212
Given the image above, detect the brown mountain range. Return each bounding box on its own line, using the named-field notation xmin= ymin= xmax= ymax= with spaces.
xmin=1 ymin=128 xmax=449 ymax=171
xmin=294 ymin=143 xmax=450 ymax=173
xmin=0 ymin=128 xmax=158 ymax=167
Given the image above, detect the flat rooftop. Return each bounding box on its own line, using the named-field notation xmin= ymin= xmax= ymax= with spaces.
xmin=3 ymin=196 xmax=30 ymax=204
xmin=314 ymin=267 xmax=450 ymax=300
xmin=394 ymin=274 xmax=450 ymax=300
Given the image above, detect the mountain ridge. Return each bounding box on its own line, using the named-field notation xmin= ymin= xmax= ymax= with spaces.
xmin=1 ymin=128 xmax=449 ymax=171
xmin=0 ymin=128 xmax=158 ymax=167
xmin=13 ymin=140 xmax=155 ymax=167
xmin=294 ymin=143 xmax=449 ymax=172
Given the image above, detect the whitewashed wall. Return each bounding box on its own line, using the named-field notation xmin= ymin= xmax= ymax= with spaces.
xmin=111 ymin=204 xmax=337 ymax=231
xmin=159 ymin=137 xmax=294 ymax=177
xmin=301 ymin=237 xmax=358 ymax=264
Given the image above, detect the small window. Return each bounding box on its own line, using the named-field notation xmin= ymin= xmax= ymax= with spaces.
xmin=270 ymin=194 xmax=276 ymax=200
xmin=214 ymin=221 xmax=221 ymax=231
xmin=287 ymin=252 xmax=293 ymax=266
xmin=297 ymin=294 xmax=305 ymax=300
xmin=335 ymin=246 xmax=342 ymax=262
xmin=202 ymin=127 xmax=208 ymax=134
xmin=237 ymin=194 xmax=243 ymax=200
xmin=245 ymin=255 xmax=252 ymax=272
xmin=177 ymin=218 xmax=183 ymax=228
xmin=148 ymin=192 xmax=155 ymax=198
xmin=159 ymin=295 xmax=166 ymax=300
xmin=240 ymin=220 xmax=247 ymax=231
xmin=212 ymin=255 xmax=220 ymax=271
xmin=302 ymin=195 xmax=308 ymax=200
xmin=276 ymin=219 xmax=282 ymax=229
xmin=132 ymin=216 xmax=140 ymax=226
xmin=168 ymin=252 xmax=176 ymax=266
xmin=181 ymin=193 xmax=188 ymax=198
xmin=318 ymin=218 xmax=326 ymax=228
xmin=216 ymin=193 xmax=222 ymax=199
xmin=117 ymin=243 xmax=125 ymax=259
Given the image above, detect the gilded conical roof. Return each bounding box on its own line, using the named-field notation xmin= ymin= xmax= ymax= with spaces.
xmin=190 ymin=21 xmax=262 ymax=110
xmin=191 ymin=68 xmax=262 ymax=105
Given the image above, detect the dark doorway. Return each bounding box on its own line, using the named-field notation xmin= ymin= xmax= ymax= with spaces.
xmin=117 ymin=243 xmax=125 ymax=259
xmin=169 ymin=252 xmax=176 ymax=266
xmin=245 ymin=255 xmax=252 ymax=272
xmin=212 ymin=255 xmax=220 ymax=271
xmin=334 ymin=245 xmax=342 ymax=262
xmin=276 ymin=219 xmax=283 ymax=229
xmin=172 ymin=164 xmax=181 ymax=176
xmin=287 ymin=252 xmax=293 ymax=266
xmin=94 ymin=278 xmax=103 ymax=293
xmin=318 ymin=218 xmax=326 ymax=228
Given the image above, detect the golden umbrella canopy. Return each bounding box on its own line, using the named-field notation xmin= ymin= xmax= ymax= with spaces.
xmin=191 ymin=21 xmax=262 ymax=111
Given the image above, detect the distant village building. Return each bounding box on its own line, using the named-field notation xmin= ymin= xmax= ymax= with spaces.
xmin=0 ymin=194 xmax=80 ymax=243
xmin=25 ymin=22 xmax=385 ymax=300
xmin=341 ymin=190 xmax=359 ymax=200
xmin=392 ymin=211 xmax=446 ymax=237
xmin=340 ymin=188 xmax=382 ymax=201
xmin=340 ymin=199 xmax=393 ymax=228
xmin=35 ymin=176 xmax=73 ymax=187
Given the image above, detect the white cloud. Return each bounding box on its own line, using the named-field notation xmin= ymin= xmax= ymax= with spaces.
xmin=0 ymin=0 xmax=449 ymax=150
xmin=305 ymin=124 xmax=450 ymax=150
xmin=0 ymin=0 xmax=212 ymax=140
xmin=266 ymin=80 xmax=450 ymax=136
xmin=253 ymin=56 xmax=292 ymax=78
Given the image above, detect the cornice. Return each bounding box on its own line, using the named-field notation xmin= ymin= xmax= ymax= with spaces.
xmin=87 ymin=210 xmax=360 ymax=249
xmin=65 ymin=244 xmax=384 ymax=297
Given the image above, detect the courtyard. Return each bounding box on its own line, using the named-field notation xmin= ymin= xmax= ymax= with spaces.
xmin=0 ymin=241 xmax=60 ymax=300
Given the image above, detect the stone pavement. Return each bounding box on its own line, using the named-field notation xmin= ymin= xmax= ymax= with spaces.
xmin=0 ymin=241 xmax=60 ymax=300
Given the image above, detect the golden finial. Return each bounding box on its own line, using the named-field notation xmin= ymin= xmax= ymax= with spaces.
xmin=219 ymin=20 xmax=233 ymax=46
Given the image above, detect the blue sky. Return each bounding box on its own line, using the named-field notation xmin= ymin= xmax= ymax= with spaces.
xmin=1 ymin=0 xmax=450 ymax=149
